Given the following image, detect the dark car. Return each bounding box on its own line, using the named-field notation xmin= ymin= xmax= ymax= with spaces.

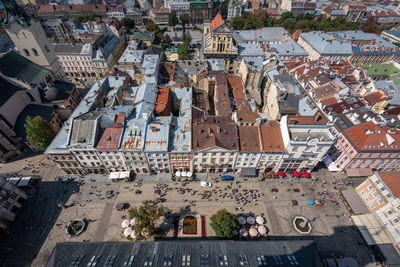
xmin=220 ymin=175 xmax=234 ymax=181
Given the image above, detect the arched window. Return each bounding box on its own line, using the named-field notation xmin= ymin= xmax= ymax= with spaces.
xmin=22 ymin=31 xmax=27 ymax=39
xmin=32 ymin=48 xmax=39 ymax=56
xmin=23 ymin=49 xmax=30 ymax=56
xmin=44 ymin=45 xmax=50 ymax=53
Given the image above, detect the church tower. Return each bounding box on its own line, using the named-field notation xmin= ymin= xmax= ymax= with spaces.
xmin=1 ymin=0 xmax=65 ymax=80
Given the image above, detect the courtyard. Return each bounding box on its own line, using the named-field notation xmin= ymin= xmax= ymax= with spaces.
xmin=0 ymin=157 xmax=376 ymax=266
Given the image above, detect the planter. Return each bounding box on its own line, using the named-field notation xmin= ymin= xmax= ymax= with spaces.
xmin=292 ymin=216 xmax=312 ymax=235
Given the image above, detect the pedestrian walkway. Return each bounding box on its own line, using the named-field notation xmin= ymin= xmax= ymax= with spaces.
xmin=93 ymin=203 xmax=113 ymax=241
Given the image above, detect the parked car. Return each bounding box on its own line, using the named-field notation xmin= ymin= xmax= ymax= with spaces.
xmin=200 ymin=182 xmax=212 ymax=187
xmin=220 ymin=175 xmax=234 ymax=181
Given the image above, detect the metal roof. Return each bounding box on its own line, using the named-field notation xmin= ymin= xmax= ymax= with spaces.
xmin=46 ymin=240 xmax=323 ymax=267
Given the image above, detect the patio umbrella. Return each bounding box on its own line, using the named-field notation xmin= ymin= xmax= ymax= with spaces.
xmin=130 ymin=218 xmax=136 ymax=226
xmin=303 ymin=171 xmax=311 ymax=178
xmin=130 ymin=230 xmax=136 ymax=239
xmin=121 ymin=219 xmax=130 ymax=228
xmin=247 ymin=216 xmax=255 ymax=225
xmin=123 ymin=227 xmax=132 ymax=237
xmin=181 ymin=171 xmax=187 ymax=177
xmin=277 ymin=171 xmax=286 ymax=177
xmin=239 ymin=228 xmax=248 ymax=237
xmin=175 ymin=171 xmax=181 ymax=177
xmin=258 ymin=225 xmax=267 ymax=236
xmin=186 ymin=172 xmax=192 ymax=177
xmin=237 ymin=216 xmax=246 ymax=225
xmin=232 ymin=229 xmax=238 ymax=236
xmin=249 ymin=228 xmax=258 ymax=237
xmin=256 ymin=216 xmax=264 ymax=225
xmin=308 ymin=200 xmax=315 ymax=205
xmin=293 ymin=171 xmax=301 ymax=178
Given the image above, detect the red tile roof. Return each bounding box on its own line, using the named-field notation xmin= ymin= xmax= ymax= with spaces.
xmin=377 ymin=172 xmax=400 ymax=198
xmin=364 ymin=91 xmax=388 ymax=105
xmin=155 ymin=86 xmax=171 ymax=115
xmin=37 ymin=4 xmax=107 ymax=14
xmin=343 ymin=122 xmax=400 ymax=151
xmin=260 ymin=121 xmax=286 ymax=152
xmin=239 ymin=125 xmax=261 ymax=152
xmin=210 ymin=12 xmax=224 ymax=32
xmin=320 ymin=97 xmax=339 ymax=107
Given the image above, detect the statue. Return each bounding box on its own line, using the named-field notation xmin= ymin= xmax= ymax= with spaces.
xmin=0 ymin=0 xmax=31 ymax=27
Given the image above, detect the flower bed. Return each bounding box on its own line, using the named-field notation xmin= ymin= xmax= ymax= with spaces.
xmin=182 ymin=216 xmax=197 ymax=235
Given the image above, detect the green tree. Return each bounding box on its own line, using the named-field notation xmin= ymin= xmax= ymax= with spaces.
xmin=210 ymin=209 xmax=237 ymax=238
xmin=168 ymin=11 xmax=179 ymax=27
xmin=180 ymin=13 xmax=190 ymax=33
xmin=182 ymin=32 xmax=191 ymax=44
xmin=128 ymin=200 xmax=168 ymax=240
xmin=122 ymin=18 xmax=135 ymax=31
xmin=230 ymin=16 xmax=244 ymax=30
xmin=178 ymin=42 xmax=190 ymax=60
xmin=160 ymin=52 xmax=167 ymax=63
xmin=146 ymin=20 xmax=160 ymax=33
xmin=24 ymin=115 xmax=55 ymax=151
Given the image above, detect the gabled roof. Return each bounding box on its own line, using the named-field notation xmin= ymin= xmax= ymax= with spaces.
xmin=210 ymin=12 xmax=223 ymax=32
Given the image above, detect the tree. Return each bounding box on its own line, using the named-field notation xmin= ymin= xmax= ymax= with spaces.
xmin=145 ymin=20 xmax=160 ymax=33
xmin=210 ymin=209 xmax=237 ymax=238
xmin=128 ymin=200 xmax=168 ymax=240
xmin=182 ymin=32 xmax=191 ymax=44
xmin=178 ymin=42 xmax=190 ymax=60
xmin=24 ymin=115 xmax=55 ymax=151
xmin=168 ymin=11 xmax=179 ymax=27
xmin=122 ymin=18 xmax=135 ymax=31
xmin=180 ymin=13 xmax=190 ymax=33
xmin=230 ymin=16 xmax=244 ymax=30
xmin=160 ymin=52 xmax=167 ymax=63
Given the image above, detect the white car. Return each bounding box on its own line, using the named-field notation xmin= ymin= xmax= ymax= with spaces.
xmin=200 ymin=182 xmax=212 ymax=187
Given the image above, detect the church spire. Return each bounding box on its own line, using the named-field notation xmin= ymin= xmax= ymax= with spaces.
xmin=0 ymin=0 xmax=31 ymax=27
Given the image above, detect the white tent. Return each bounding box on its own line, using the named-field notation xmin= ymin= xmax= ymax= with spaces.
xmin=258 ymin=225 xmax=267 ymax=236
xmin=130 ymin=218 xmax=136 ymax=226
xmin=123 ymin=227 xmax=133 ymax=237
xmin=17 ymin=177 xmax=31 ymax=187
xmin=121 ymin=219 xmax=130 ymax=228
xmin=181 ymin=171 xmax=187 ymax=177
xmin=110 ymin=171 xmax=130 ymax=180
xmin=247 ymin=216 xmax=255 ymax=225
xmin=186 ymin=172 xmax=192 ymax=177
xmin=249 ymin=228 xmax=258 ymax=237
xmin=256 ymin=216 xmax=264 ymax=225
xmin=130 ymin=229 xmax=136 ymax=239
xmin=237 ymin=216 xmax=246 ymax=225
xmin=175 ymin=171 xmax=181 ymax=177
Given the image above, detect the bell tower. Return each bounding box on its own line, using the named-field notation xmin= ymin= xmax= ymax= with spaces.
xmin=0 ymin=0 xmax=66 ymax=80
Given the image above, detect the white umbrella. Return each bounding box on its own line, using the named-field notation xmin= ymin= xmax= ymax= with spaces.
xmin=141 ymin=229 xmax=149 ymax=237
xmin=130 ymin=229 xmax=136 ymax=239
xmin=258 ymin=225 xmax=267 ymax=236
xmin=186 ymin=172 xmax=192 ymax=177
xmin=239 ymin=228 xmax=248 ymax=237
xmin=181 ymin=171 xmax=187 ymax=177
xmin=123 ymin=227 xmax=132 ymax=237
xmin=232 ymin=229 xmax=238 ymax=236
xmin=175 ymin=171 xmax=181 ymax=177
xmin=247 ymin=216 xmax=255 ymax=225
xmin=237 ymin=216 xmax=246 ymax=225
xmin=256 ymin=216 xmax=264 ymax=225
xmin=130 ymin=218 xmax=136 ymax=226
xmin=249 ymin=228 xmax=258 ymax=237
xmin=121 ymin=219 xmax=130 ymax=228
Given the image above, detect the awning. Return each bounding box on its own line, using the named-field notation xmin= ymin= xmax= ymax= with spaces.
xmin=109 ymin=171 xmax=130 ymax=180
xmin=293 ymin=171 xmax=301 ymax=178
xmin=346 ymin=168 xmax=373 ymax=177
xmin=277 ymin=171 xmax=285 ymax=177
xmin=7 ymin=178 xmax=20 ymax=185
xmin=242 ymin=168 xmax=256 ymax=177
xmin=303 ymin=171 xmax=311 ymax=178
xmin=342 ymin=189 xmax=369 ymax=215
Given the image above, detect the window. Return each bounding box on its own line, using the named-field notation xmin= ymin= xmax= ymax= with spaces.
xmin=45 ymin=45 xmax=50 ymax=53
xmin=360 ymin=190 xmax=366 ymax=195
xmin=368 ymin=185 xmax=373 ymax=191
xmin=32 ymin=48 xmax=39 ymax=56
xmin=396 ymin=205 xmax=400 ymax=211
xmin=23 ymin=49 xmax=30 ymax=56
xmin=394 ymin=217 xmax=400 ymax=224
xmin=378 ymin=199 xmax=384 ymax=204
xmin=365 ymin=196 xmax=371 ymax=202
xmin=388 ymin=209 xmax=394 ymax=215
xmin=370 ymin=203 xmax=375 ymax=209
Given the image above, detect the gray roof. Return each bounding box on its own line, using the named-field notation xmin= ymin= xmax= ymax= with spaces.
xmin=233 ymin=27 xmax=288 ymax=44
xmin=299 ymin=31 xmax=352 ymax=55
xmin=0 ymin=50 xmax=50 ymax=87
xmin=46 ymin=240 xmax=323 ymax=267
xmin=269 ymin=43 xmax=308 ymax=57
xmin=238 ymin=43 xmax=264 ymax=57
xmin=69 ymin=111 xmax=101 ymax=146
xmin=53 ymin=43 xmax=85 ymax=54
